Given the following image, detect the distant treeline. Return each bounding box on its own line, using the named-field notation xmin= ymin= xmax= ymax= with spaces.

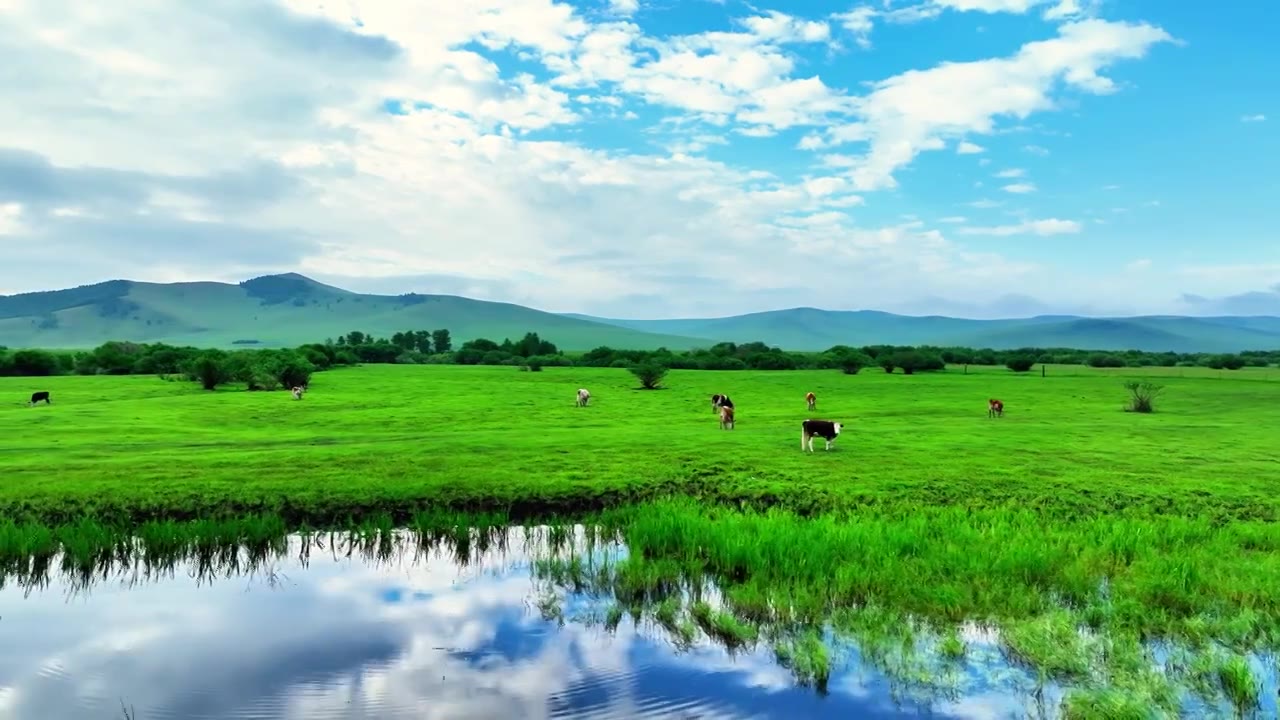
xmin=2 ymin=328 xmax=1277 ymax=388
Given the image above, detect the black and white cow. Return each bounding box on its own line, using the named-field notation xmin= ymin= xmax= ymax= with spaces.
xmin=576 ymin=388 xmax=591 ymax=407
xmin=711 ymin=393 xmax=734 ymax=413
xmin=29 ymin=391 xmax=51 ymax=406
xmin=801 ymin=419 xmax=842 ymax=452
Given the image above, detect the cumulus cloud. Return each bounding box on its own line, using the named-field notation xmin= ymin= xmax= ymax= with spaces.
xmin=1241 ymin=113 xmax=1266 ymax=123
xmin=0 ymin=0 xmax=1184 ymax=316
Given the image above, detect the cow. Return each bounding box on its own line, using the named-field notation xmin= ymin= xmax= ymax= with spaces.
xmin=28 ymin=391 xmax=51 ymax=406
xmin=576 ymin=388 xmax=591 ymax=407
xmin=291 ymin=386 xmax=305 ymax=400
xmin=801 ymin=419 xmax=842 ymax=452
xmin=711 ymin=393 xmax=734 ymax=413
xmin=805 ymin=391 xmax=816 ymax=411
xmin=988 ymin=398 xmax=1004 ymax=418
xmin=719 ymin=404 xmax=735 ymax=430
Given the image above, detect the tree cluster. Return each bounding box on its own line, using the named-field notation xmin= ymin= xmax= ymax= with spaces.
xmin=3 ymin=331 xmax=1277 ymax=390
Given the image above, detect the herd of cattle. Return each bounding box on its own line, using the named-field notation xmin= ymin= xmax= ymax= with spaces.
xmin=574 ymin=387 xmax=1006 ymax=453
xmin=23 ymin=384 xmax=1004 ymax=454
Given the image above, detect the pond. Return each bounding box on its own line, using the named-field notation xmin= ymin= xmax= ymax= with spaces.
xmin=0 ymin=525 xmax=1275 ymax=719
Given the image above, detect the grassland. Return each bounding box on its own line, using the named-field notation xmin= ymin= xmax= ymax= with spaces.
xmin=3 ymin=362 xmax=1278 ymax=526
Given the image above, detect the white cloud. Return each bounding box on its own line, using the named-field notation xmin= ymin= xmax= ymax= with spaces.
xmin=0 ymin=1 xmax=1184 ymax=316
xmin=940 ymin=216 xmax=968 ymax=223
xmin=994 ymin=168 xmax=1025 ymax=178
xmin=804 ymin=19 xmax=1172 ymax=191
xmin=958 ymin=218 xmax=1081 ymax=236
xmin=1126 ymin=258 xmax=1151 ymax=271
xmin=1023 ymin=144 xmax=1051 ymax=156
xmin=1001 ymin=182 xmax=1037 ymax=193
xmin=608 ymin=0 xmax=639 ymax=15
xmin=0 ymin=203 xmax=22 ymax=235
xmin=833 ymin=6 xmax=877 ymax=49
xmin=1241 ymin=113 xmax=1266 ymax=123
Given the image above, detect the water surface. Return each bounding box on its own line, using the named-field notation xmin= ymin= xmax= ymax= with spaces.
xmin=0 ymin=527 xmax=1274 ymax=719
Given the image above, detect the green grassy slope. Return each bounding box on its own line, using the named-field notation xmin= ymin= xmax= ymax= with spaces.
xmin=2 ymin=363 xmax=1278 ymax=525
xmin=565 ymin=308 xmax=1280 ymax=352
xmin=0 ymin=274 xmax=709 ymax=351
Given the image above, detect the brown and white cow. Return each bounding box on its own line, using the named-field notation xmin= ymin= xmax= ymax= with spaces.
xmin=805 ymin=391 xmax=816 ymax=411
xmin=988 ymin=398 xmax=1004 ymax=418
xmin=801 ymin=419 xmax=842 ymax=452
xmin=719 ymin=404 xmax=735 ymax=430
xmin=576 ymin=388 xmax=591 ymax=407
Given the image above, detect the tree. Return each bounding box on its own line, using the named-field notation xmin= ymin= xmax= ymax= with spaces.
xmin=8 ymin=350 xmax=60 ymax=376
xmin=413 ymin=330 xmax=433 ymax=354
xmin=889 ymin=350 xmax=943 ymax=375
xmin=432 ymin=328 xmax=452 ymax=353
xmin=839 ymin=353 xmax=873 ymax=375
xmin=1006 ymin=355 xmax=1036 ymax=373
xmin=879 ymin=356 xmax=895 ymax=373
xmin=1123 ymin=380 xmax=1163 ymax=413
xmin=186 ymin=352 xmax=231 ymax=390
xmin=629 ymin=363 xmax=668 ymax=389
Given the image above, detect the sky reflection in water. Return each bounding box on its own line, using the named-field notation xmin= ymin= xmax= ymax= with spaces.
xmin=0 ymin=528 xmax=1240 ymax=720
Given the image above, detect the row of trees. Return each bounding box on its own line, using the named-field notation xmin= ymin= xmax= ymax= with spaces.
xmin=3 ymin=329 xmax=1278 ymax=387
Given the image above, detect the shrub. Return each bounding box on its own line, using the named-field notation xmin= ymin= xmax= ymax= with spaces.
xmin=629 ymin=363 xmax=669 ymax=389
xmin=1006 ymin=356 xmax=1037 ymax=373
xmin=1123 ymin=380 xmax=1164 ymax=413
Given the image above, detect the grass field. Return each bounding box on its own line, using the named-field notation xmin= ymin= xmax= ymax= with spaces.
xmin=4 ymin=362 xmax=1279 ymax=714
xmin=3 ymin=363 xmax=1279 ymax=525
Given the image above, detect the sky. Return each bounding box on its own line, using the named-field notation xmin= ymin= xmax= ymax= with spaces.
xmin=0 ymin=0 xmax=1277 ymax=320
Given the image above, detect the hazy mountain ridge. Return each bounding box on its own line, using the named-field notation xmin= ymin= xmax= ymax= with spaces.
xmin=560 ymin=308 xmax=1280 ymax=353
xmin=2 ymin=274 xmax=1278 ymax=352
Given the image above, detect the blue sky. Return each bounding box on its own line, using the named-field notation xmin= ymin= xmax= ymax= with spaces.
xmin=0 ymin=0 xmax=1275 ymax=318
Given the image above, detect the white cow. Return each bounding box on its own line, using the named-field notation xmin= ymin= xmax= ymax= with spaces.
xmin=576 ymin=388 xmax=591 ymax=407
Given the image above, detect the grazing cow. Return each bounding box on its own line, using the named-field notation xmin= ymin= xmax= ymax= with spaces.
xmin=291 ymin=386 xmax=305 ymax=400
xmin=711 ymin=393 xmax=734 ymax=413
xmin=801 ymin=419 xmax=843 ymax=452
xmin=988 ymin=398 xmax=1004 ymax=418
xmin=719 ymin=404 xmax=735 ymax=430
xmin=576 ymin=388 xmax=591 ymax=407
xmin=805 ymin=391 xmax=816 ymax=411
xmin=28 ymin=391 xmax=51 ymax=406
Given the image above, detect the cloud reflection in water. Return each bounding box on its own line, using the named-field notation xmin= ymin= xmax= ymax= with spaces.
xmin=0 ymin=530 xmax=1045 ymax=719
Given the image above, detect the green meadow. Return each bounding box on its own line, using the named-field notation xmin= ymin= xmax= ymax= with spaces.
xmin=2 ymin=363 xmax=1278 ymax=524
xmin=3 ymin=362 xmax=1279 ymax=714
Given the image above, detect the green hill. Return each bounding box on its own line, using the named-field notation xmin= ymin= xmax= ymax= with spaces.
xmin=562 ymin=308 xmax=1280 ymax=353
xmin=4 ymin=274 xmax=1279 ymax=353
xmin=0 ymin=274 xmax=710 ymax=351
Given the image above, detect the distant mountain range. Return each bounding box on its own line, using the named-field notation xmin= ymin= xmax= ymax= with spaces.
xmin=2 ymin=274 xmax=1278 ymax=353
